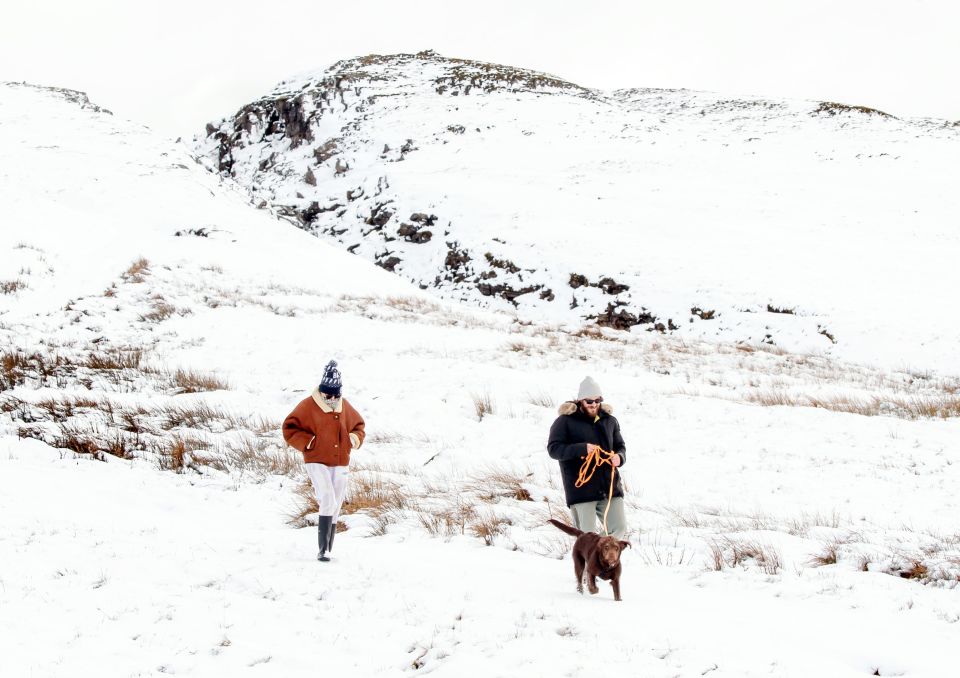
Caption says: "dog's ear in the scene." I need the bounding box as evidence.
[619,540,632,550]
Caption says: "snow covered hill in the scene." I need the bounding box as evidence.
[3,81,960,677]
[196,50,960,373]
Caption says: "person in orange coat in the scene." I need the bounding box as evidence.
[283,360,365,561]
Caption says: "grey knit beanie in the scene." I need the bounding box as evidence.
[577,376,602,400]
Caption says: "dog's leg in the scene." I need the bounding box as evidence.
[573,553,585,594]
[587,573,599,595]
[611,576,622,602]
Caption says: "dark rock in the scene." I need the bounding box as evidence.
[263,96,315,148]
[365,203,394,228]
[376,256,401,272]
[596,277,629,295]
[409,213,438,226]
[174,228,210,238]
[304,168,316,186]
[590,302,657,330]
[215,132,234,174]
[477,283,541,305]
[444,242,471,273]
[396,224,433,243]
[766,304,795,315]
[691,307,716,320]
[314,140,340,164]
[299,202,321,224]
[258,153,277,172]
[484,253,520,273]
[569,273,589,289]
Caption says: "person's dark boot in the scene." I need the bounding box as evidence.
[327,520,336,554]
[317,515,332,562]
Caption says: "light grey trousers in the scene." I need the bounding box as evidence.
[570,496,626,539]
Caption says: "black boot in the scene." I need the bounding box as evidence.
[327,520,336,554]
[317,515,332,562]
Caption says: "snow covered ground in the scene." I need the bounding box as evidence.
[2,81,960,677]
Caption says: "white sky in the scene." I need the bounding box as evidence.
[3,0,958,138]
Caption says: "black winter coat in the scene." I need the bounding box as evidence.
[547,401,627,506]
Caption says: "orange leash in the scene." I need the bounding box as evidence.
[574,446,619,536]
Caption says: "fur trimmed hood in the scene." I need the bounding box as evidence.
[558,401,613,416]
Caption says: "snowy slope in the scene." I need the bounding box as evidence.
[196,51,960,372]
[3,82,960,678]
[0,82,415,318]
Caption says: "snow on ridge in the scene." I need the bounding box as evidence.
[1,80,114,116]
[195,51,960,373]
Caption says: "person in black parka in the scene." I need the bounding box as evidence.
[548,376,627,538]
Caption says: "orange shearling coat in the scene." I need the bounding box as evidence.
[282,389,365,466]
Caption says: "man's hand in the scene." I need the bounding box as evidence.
[610,453,622,467]
[586,443,601,455]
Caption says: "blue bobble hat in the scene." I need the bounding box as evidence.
[319,360,342,398]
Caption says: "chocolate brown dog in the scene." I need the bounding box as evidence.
[549,519,630,601]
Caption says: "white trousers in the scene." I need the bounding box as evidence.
[305,463,349,519]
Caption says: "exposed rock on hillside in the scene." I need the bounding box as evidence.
[194,51,960,357]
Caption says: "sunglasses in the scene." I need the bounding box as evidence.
[582,398,603,405]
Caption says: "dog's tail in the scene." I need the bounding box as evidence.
[548,519,584,538]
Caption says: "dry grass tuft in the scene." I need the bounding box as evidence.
[1,350,32,390]
[708,537,783,574]
[154,435,209,472]
[140,299,176,323]
[169,369,229,394]
[417,500,476,539]
[84,348,146,371]
[744,390,960,420]
[899,561,929,580]
[809,541,840,567]
[526,391,555,408]
[219,437,299,477]
[286,478,320,528]
[1,279,27,295]
[465,466,533,502]
[122,257,150,283]
[571,325,616,342]
[468,511,512,546]
[471,391,495,421]
[31,424,136,462]
[341,472,408,516]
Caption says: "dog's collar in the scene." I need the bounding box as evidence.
[599,560,618,574]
